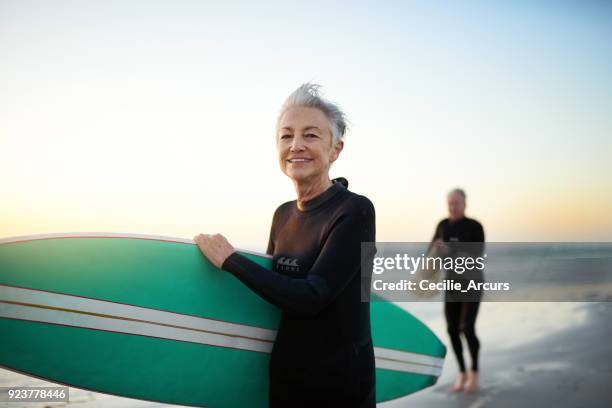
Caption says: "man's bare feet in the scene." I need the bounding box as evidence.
[465,370,479,393]
[450,372,466,392]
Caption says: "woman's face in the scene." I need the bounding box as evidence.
[277,106,343,183]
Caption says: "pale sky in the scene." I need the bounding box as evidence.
[1,0,611,250]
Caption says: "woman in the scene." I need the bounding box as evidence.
[431,188,484,393]
[194,83,376,407]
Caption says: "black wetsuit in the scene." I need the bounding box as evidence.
[221,178,376,407]
[432,216,485,373]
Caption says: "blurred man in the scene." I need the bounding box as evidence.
[431,188,485,393]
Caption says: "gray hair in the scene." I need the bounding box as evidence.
[448,188,466,201]
[276,82,348,144]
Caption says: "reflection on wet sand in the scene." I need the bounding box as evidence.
[383,302,611,408]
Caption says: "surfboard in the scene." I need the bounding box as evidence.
[0,233,446,407]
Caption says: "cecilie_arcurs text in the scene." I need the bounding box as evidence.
[372,279,510,292]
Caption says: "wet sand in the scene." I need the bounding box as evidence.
[382,302,612,408]
[2,302,611,407]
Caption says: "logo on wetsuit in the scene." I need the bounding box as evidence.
[277,257,300,272]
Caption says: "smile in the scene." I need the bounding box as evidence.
[287,159,312,163]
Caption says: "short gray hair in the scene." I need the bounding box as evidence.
[448,188,466,201]
[276,82,348,144]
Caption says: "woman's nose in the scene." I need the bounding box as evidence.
[290,138,305,151]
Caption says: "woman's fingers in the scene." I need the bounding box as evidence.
[193,233,234,269]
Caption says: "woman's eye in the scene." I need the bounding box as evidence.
[306,134,319,138]
[280,134,292,139]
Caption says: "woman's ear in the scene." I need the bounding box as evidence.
[330,140,344,163]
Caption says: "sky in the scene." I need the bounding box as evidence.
[1,0,611,250]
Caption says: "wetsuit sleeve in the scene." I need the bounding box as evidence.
[265,208,277,256]
[475,222,484,242]
[221,196,375,317]
[473,221,485,257]
[432,222,441,241]
[427,221,443,253]
[266,234,274,256]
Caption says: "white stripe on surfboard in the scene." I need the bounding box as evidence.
[0,232,271,259]
[374,347,444,369]
[0,285,445,375]
[0,285,277,343]
[374,356,442,377]
[0,301,274,354]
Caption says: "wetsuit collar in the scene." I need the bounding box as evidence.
[298,177,347,213]
[449,215,467,224]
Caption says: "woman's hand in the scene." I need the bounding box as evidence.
[193,233,235,269]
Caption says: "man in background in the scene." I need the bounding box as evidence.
[431,188,485,393]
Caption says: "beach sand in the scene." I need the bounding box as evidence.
[1,302,610,407]
[382,301,612,408]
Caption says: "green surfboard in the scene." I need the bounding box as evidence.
[0,233,446,407]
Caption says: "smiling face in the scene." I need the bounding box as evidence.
[276,106,343,184]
